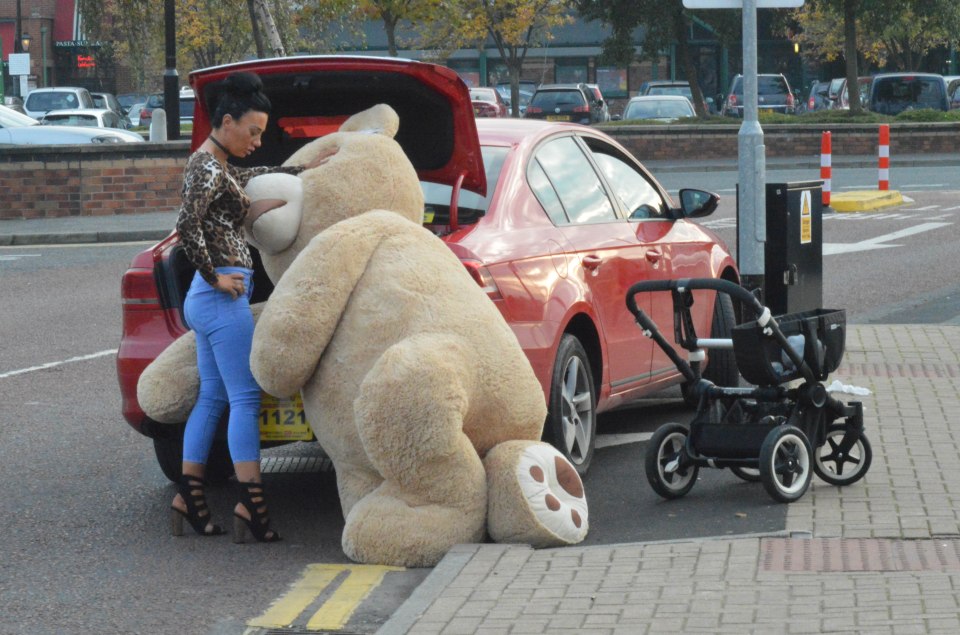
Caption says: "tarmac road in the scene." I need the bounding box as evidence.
[2,171,958,633]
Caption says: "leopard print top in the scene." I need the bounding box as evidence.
[176,150,303,286]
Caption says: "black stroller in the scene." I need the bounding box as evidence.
[625,278,872,503]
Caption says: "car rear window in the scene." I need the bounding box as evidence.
[470,88,497,102]
[43,114,97,127]
[421,146,508,227]
[732,76,788,96]
[624,99,693,120]
[872,76,946,114]
[26,91,82,112]
[647,85,692,98]
[530,90,586,109]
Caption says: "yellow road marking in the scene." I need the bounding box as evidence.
[249,564,403,630]
[306,565,402,630]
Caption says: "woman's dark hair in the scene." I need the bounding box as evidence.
[206,72,271,128]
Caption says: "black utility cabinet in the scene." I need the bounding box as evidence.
[738,181,823,316]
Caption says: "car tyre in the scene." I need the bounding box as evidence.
[683,291,739,406]
[153,426,234,485]
[545,334,596,476]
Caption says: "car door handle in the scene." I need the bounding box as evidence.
[582,254,603,270]
[646,248,663,264]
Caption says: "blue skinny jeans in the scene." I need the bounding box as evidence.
[181,267,262,465]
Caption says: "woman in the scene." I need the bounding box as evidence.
[170,72,325,543]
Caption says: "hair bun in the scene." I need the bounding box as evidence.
[223,72,263,97]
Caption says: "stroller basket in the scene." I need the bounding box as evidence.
[732,308,846,385]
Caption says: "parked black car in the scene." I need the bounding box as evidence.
[524,83,605,125]
[721,73,796,117]
[867,73,949,115]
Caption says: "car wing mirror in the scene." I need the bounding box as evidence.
[677,188,719,218]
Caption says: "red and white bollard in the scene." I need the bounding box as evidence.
[878,124,890,190]
[820,131,832,206]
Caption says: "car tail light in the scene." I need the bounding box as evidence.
[140,108,152,121]
[727,94,738,109]
[121,267,161,311]
[786,93,795,108]
[461,259,503,300]
[573,105,589,113]
[526,106,542,114]
[808,96,815,109]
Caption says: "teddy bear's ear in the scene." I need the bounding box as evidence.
[338,104,400,139]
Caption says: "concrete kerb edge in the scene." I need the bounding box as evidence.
[376,544,487,635]
[1,229,171,246]
[376,530,804,634]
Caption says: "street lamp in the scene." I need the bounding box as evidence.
[13,0,23,53]
[21,33,31,52]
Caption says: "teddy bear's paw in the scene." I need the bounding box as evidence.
[518,444,588,542]
[244,173,304,254]
[485,441,588,547]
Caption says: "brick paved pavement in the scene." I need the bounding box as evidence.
[380,325,960,634]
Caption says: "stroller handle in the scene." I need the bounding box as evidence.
[625,278,765,317]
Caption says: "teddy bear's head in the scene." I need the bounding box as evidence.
[244,104,425,282]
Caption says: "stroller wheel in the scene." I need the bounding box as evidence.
[730,466,762,482]
[814,424,873,486]
[759,425,812,503]
[645,423,699,499]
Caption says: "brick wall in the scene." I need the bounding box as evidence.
[607,122,959,161]
[0,123,955,221]
[0,141,189,220]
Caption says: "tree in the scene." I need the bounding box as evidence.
[793,0,960,113]
[575,0,738,117]
[77,0,164,91]
[433,0,573,116]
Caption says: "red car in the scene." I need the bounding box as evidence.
[118,56,739,480]
[470,87,508,117]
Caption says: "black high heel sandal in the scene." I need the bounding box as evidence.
[233,481,282,543]
[171,475,225,537]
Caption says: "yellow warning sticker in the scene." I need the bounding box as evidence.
[800,189,812,245]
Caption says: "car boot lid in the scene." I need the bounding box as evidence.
[188,56,486,195]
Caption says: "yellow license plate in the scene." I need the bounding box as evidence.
[546,115,571,121]
[259,392,314,441]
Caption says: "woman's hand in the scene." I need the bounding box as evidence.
[215,273,246,299]
[304,146,339,170]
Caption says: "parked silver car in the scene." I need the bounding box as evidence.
[23,87,96,119]
[0,105,144,145]
[40,107,129,130]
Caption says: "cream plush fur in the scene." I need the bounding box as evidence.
[138,104,589,566]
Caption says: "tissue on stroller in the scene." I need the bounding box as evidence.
[826,379,872,396]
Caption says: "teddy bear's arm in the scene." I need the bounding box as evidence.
[250,212,408,397]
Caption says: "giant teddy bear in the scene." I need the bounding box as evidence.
[138,104,588,566]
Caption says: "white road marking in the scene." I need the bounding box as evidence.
[596,432,653,448]
[0,254,42,261]
[899,205,939,211]
[944,206,960,211]
[0,349,117,379]
[823,222,951,255]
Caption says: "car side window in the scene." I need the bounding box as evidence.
[531,137,617,224]
[527,160,568,225]
[590,150,667,220]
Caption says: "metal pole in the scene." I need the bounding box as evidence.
[164,0,180,141]
[41,26,47,87]
[13,0,23,98]
[737,0,766,294]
